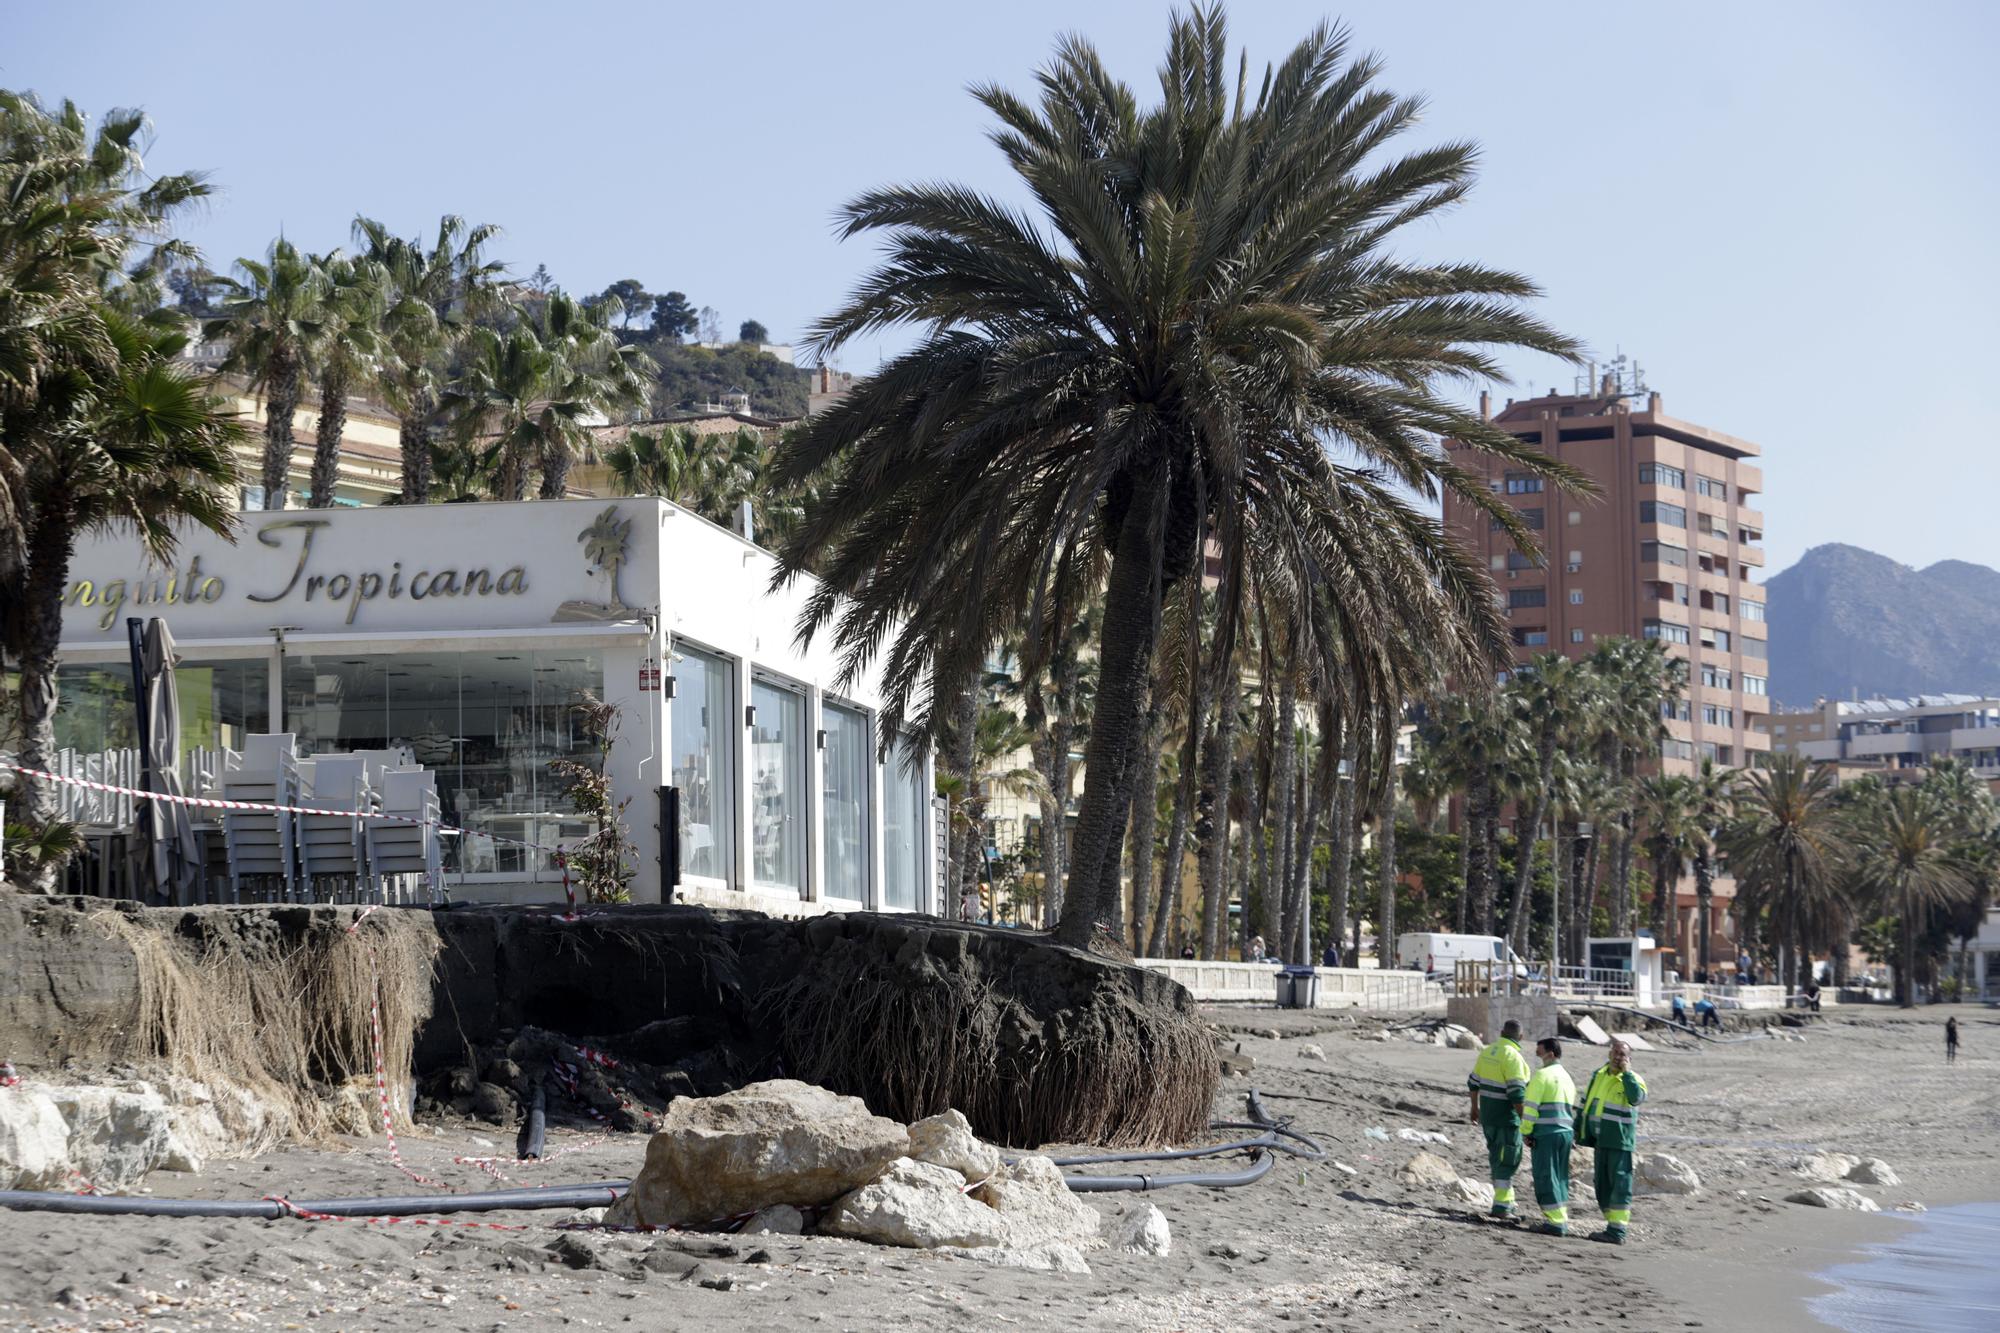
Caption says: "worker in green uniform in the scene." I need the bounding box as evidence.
[1520,1036,1578,1236]
[1466,1018,1531,1219]
[1577,1037,1648,1244]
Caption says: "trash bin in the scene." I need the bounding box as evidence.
[1276,964,1320,1010]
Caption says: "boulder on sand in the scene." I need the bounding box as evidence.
[971,1154,1103,1249]
[605,1080,909,1229]
[0,1087,70,1189]
[1786,1187,1880,1212]
[1846,1158,1900,1187]
[1396,1151,1459,1188]
[1635,1153,1701,1196]
[907,1109,1000,1183]
[1448,1177,1495,1207]
[821,1157,1011,1249]
[1794,1151,1861,1183]
[1108,1203,1172,1256]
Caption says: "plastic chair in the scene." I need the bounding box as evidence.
[219,733,300,902]
[366,769,442,903]
[298,755,377,902]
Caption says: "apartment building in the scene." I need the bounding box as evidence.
[1442,381,1773,774]
[1442,376,1773,975]
[1774,694,2000,783]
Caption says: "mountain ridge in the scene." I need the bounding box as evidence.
[1766,544,2000,707]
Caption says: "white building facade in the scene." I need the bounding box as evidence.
[52,498,936,916]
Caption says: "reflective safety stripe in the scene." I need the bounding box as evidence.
[1605,1208,1631,1225]
[1478,1089,1518,1100]
[1543,1207,1568,1224]
[1599,1106,1638,1122]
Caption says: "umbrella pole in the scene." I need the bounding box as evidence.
[126,617,155,900]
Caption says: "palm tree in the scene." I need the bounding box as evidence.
[1850,785,1974,1007]
[1587,636,1683,933]
[606,424,765,526]
[1636,772,1696,948]
[304,251,385,507]
[1685,758,1735,977]
[1502,652,1593,955]
[0,94,243,886]
[353,215,505,505]
[209,238,325,509]
[445,291,646,501]
[1721,753,1843,993]
[767,9,1582,946]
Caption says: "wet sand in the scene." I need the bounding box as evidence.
[1,1004,1993,1331]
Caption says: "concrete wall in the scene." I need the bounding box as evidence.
[1136,959,1446,1011]
[1446,993,1559,1043]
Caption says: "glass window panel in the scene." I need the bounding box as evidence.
[883,734,928,910]
[671,646,735,883]
[750,679,807,891]
[822,702,871,901]
[52,658,269,769]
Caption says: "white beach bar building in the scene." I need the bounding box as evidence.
[51,498,937,915]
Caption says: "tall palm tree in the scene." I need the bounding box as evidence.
[1636,772,1696,948]
[1721,753,1843,993]
[1685,758,1735,977]
[209,238,325,509]
[606,424,766,526]
[0,94,243,885]
[446,291,646,501]
[304,250,385,507]
[767,9,1583,946]
[353,215,505,505]
[1502,652,1592,955]
[1850,785,1974,1007]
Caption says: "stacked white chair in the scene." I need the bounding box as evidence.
[366,770,443,904]
[297,755,378,902]
[218,733,301,903]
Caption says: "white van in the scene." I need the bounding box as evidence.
[1395,932,1529,981]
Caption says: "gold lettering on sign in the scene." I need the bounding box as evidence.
[247,519,331,603]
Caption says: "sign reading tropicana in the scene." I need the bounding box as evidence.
[62,517,532,631]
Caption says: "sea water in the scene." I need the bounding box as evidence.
[1808,1202,2000,1332]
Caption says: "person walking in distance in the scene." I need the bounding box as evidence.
[1946,1016,1960,1064]
[1467,1018,1531,1220]
[1521,1037,1579,1236]
[1578,1038,1648,1245]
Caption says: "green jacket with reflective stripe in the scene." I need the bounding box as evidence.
[1521,1063,1577,1137]
[1469,1038,1530,1108]
[1579,1064,1648,1151]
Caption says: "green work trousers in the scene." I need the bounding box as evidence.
[1528,1130,1572,1225]
[1479,1099,1523,1209]
[1594,1143,1634,1231]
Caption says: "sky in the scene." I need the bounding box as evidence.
[8,0,1997,577]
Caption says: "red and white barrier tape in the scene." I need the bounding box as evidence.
[260,1194,530,1231]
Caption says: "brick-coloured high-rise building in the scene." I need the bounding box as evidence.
[1444,384,1773,773]
[1443,381,1773,975]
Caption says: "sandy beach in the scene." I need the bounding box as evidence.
[1,1003,1993,1332]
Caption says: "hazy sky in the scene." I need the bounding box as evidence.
[10,1,1996,576]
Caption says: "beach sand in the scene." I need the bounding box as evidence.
[1,1004,1993,1331]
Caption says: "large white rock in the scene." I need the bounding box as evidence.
[1635,1153,1701,1196]
[605,1080,909,1229]
[1847,1158,1900,1187]
[1787,1187,1880,1212]
[937,1242,1092,1274]
[0,1087,71,1189]
[1795,1152,1861,1183]
[907,1109,1000,1183]
[1396,1151,1460,1188]
[971,1154,1103,1249]
[50,1086,175,1191]
[1108,1203,1172,1256]
[1298,1044,1328,1062]
[1452,1031,1482,1051]
[1449,1177,1496,1207]
[821,1157,1010,1249]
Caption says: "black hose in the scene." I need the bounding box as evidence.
[1061,1152,1275,1193]
[1053,1088,1324,1191]
[0,1183,627,1219]
[518,1084,548,1161]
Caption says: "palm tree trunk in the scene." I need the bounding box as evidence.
[1695,849,1715,977]
[1508,738,1555,956]
[14,508,76,890]
[1454,792,1472,933]
[1053,472,1166,946]
[1268,672,1298,956]
[1551,824,1571,971]
[1049,652,1079,916]
[1377,768,1399,972]
[1650,847,1674,944]
[1198,666,1239,959]
[399,388,435,504]
[261,356,301,509]
[1126,707,1161,954]
[1289,757,1324,966]
[1468,774,1497,935]
[1325,727,1359,965]
[308,368,348,508]
[1898,899,1917,1008]
[946,683,978,914]
[1153,702,1201,958]
[538,435,572,499]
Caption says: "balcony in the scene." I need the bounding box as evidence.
[1738,546,1765,568]
[1796,739,1842,762]
[1735,506,1765,530]
[1734,463,1764,496]
[1848,731,1926,760]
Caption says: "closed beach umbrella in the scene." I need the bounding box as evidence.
[129,617,199,902]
